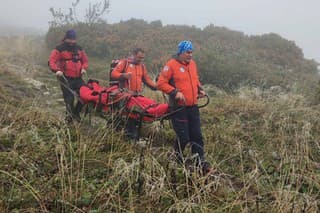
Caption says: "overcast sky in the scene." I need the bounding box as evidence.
[0,0,319,62]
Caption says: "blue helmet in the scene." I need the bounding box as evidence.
[177,40,193,54]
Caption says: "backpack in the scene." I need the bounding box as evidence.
[109,59,128,87]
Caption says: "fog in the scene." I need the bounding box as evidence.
[0,0,319,62]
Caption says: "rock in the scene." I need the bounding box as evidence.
[1,126,9,134]
[24,78,47,90]
[56,98,65,104]
[269,86,282,94]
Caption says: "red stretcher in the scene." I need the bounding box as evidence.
[79,79,169,122]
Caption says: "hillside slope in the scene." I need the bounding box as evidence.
[1,29,320,212]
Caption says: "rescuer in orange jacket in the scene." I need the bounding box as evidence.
[157,40,212,174]
[111,48,157,140]
[48,29,89,123]
[111,48,157,93]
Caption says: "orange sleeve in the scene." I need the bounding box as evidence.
[111,59,127,79]
[157,64,176,94]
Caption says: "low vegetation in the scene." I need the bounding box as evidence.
[1,27,320,212]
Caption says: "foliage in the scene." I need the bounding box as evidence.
[1,34,320,212]
[49,0,110,27]
[46,20,319,91]
[1,79,320,211]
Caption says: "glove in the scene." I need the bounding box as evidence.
[198,90,206,98]
[81,69,87,75]
[55,71,63,77]
[175,91,186,102]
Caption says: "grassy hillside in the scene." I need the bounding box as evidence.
[1,76,320,212]
[1,32,320,212]
[46,20,319,91]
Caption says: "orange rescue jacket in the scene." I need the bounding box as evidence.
[111,59,156,93]
[157,58,202,106]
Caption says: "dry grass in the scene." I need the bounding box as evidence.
[1,36,320,212]
[1,85,320,212]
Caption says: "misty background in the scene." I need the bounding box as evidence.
[0,0,319,62]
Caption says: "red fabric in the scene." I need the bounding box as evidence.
[79,86,99,104]
[111,58,156,92]
[48,43,88,78]
[126,96,169,121]
[79,81,120,113]
[157,58,201,106]
[79,81,168,121]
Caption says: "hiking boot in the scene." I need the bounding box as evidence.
[72,113,82,122]
[125,134,139,143]
[201,161,215,175]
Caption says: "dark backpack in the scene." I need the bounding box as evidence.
[109,59,129,87]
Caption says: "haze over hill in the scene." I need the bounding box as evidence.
[0,25,44,36]
[0,0,319,62]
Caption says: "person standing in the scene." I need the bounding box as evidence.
[157,40,212,174]
[48,29,88,123]
[111,48,156,93]
[111,48,157,140]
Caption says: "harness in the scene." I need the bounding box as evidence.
[109,59,145,89]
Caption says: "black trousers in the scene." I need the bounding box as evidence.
[125,117,139,140]
[60,77,85,121]
[171,106,204,163]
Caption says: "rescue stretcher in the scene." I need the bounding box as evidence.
[58,76,209,139]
